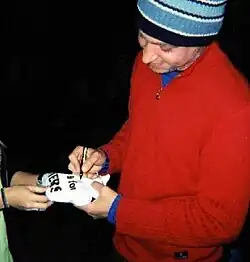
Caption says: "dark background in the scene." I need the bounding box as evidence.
[1,0,250,261]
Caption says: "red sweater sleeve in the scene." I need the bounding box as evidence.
[116,106,250,247]
[101,120,130,174]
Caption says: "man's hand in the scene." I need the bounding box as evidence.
[5,185,52,210]
[76,182,118,218]
[68,146,106,179]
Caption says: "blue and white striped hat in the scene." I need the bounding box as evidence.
[137,0,227,46]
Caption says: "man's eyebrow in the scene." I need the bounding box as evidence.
[160,43,175,48]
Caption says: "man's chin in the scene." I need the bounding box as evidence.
[150,65,179,74]
[150,66,167,74]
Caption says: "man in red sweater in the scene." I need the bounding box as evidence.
[68,0,250,261]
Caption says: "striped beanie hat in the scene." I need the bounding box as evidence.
[137,0,227,46]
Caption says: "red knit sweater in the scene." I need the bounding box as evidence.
[102,43,250,262]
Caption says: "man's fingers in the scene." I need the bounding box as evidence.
[68,163,78,173]
[87,173,99,179]
[68,146,83,174]
[84,165,101,175]
[74,146,84,155]
[81,167,100,179]
[68,155,80,173]
[91,181,104,192]
[81,158,96,173]
[68,147,103,174]
[82,151,100,173]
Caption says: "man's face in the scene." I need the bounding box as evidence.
[138,30,201,74]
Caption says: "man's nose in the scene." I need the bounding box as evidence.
[142,44,158,64]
